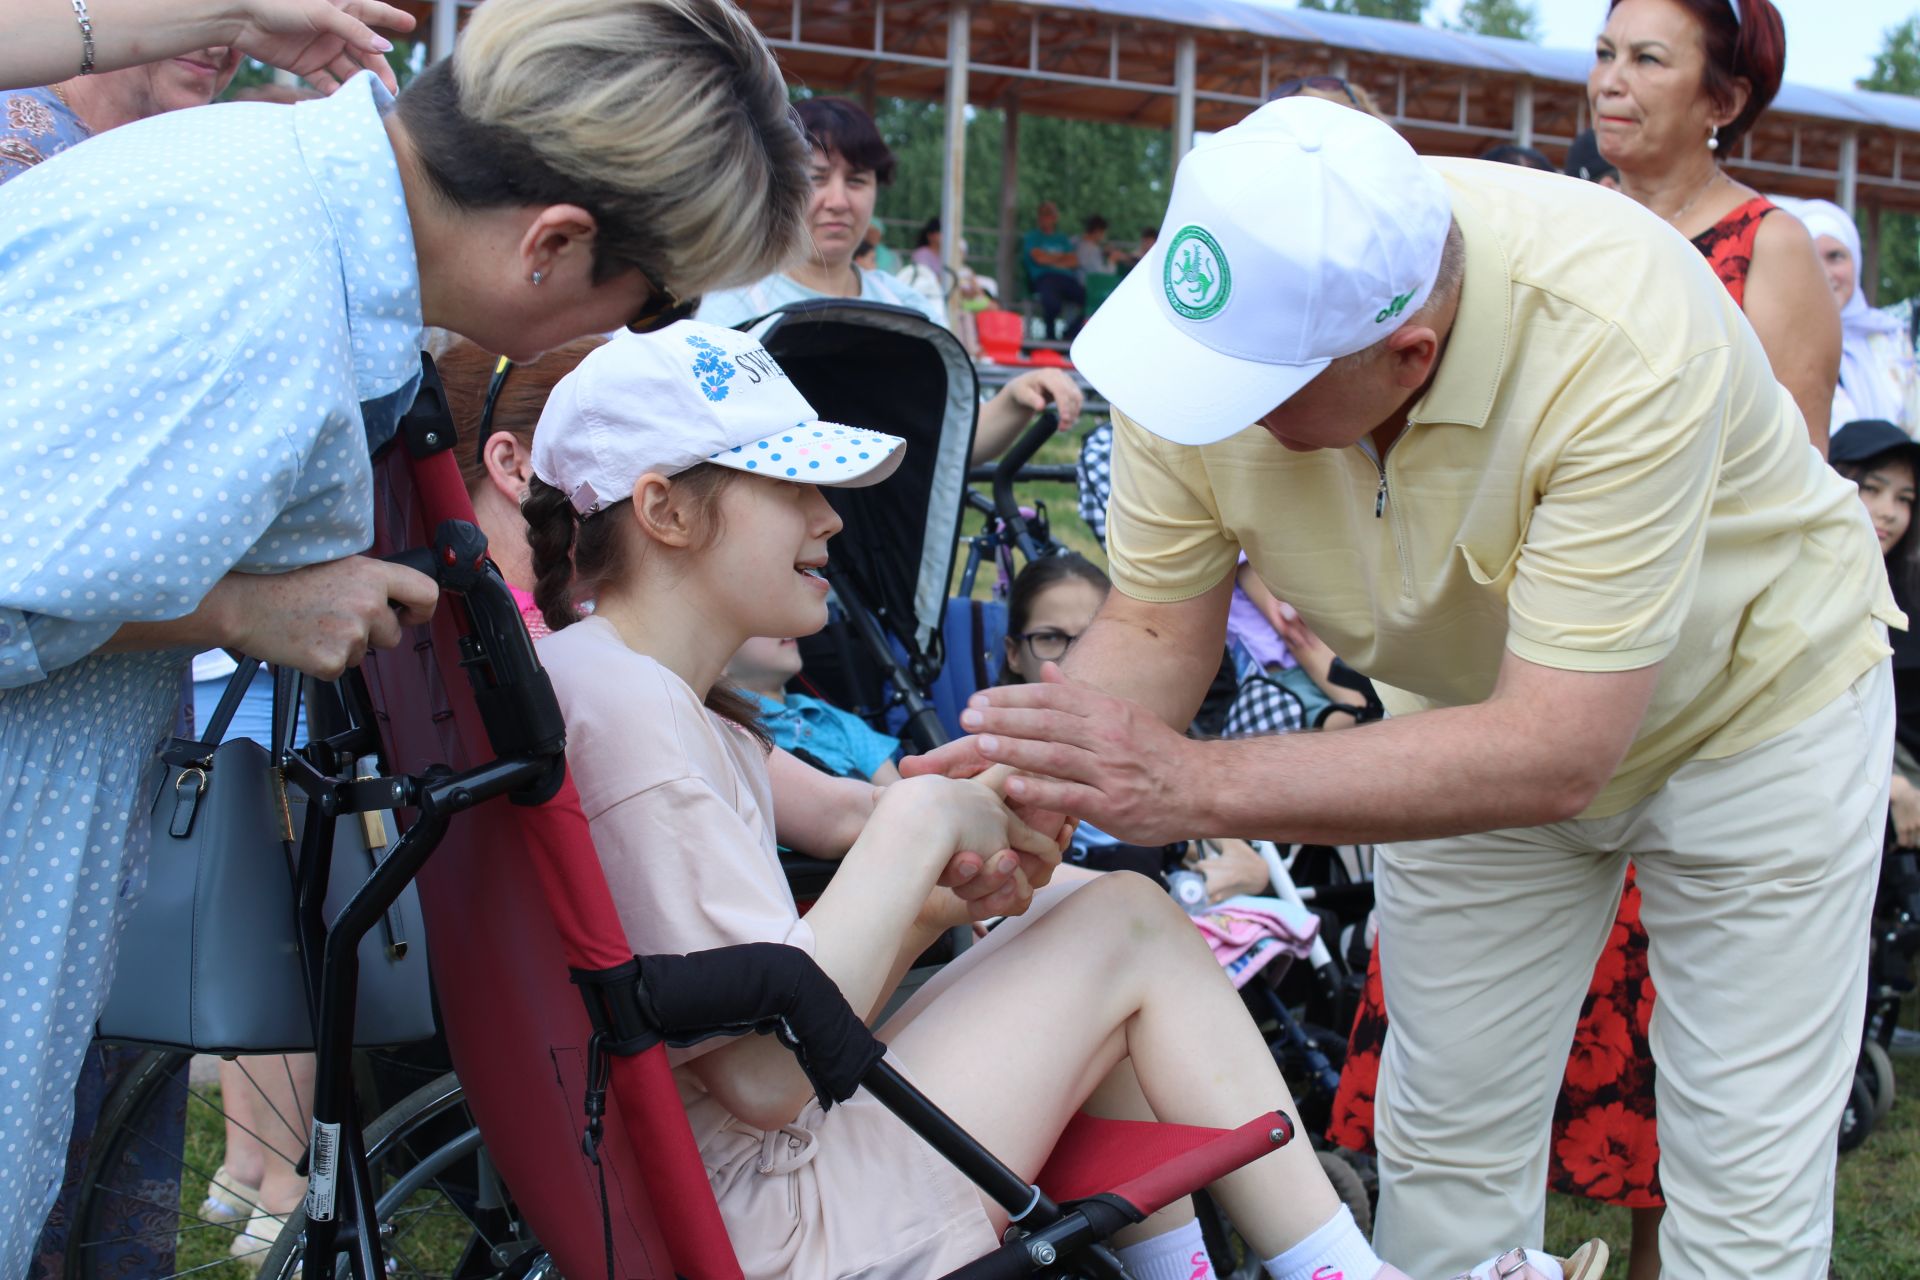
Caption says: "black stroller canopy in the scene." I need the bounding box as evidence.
[746,300,977,699]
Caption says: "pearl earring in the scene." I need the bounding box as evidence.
[1707,126,1719,152]
[531,270,544,286]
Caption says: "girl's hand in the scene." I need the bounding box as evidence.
[1191,838,1271,903]
[1892,774,1920,847]
[890,775,1061,895]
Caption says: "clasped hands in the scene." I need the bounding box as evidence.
[907,663,1203,928]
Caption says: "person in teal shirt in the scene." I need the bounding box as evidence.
[1020,199,1086,340]
[726,637,902,782]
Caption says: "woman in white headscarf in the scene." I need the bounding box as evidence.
[1788,197,1920,435]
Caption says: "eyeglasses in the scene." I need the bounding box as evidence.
[1269,75,1361,108]
[475,354,513,469]
[626,270,701,335]
[1018,628,1083,663]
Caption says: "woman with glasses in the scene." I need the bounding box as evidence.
[0,0,809,1264]
[998,554,1111,685]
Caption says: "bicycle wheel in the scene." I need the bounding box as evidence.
[258,1071,544,1280]
[65,1048,286,1279]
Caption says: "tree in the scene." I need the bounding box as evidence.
[1449,0,1542,42]
[1297,0,1428,21]
[1860,16,1920,305]
[872,98,1171,297]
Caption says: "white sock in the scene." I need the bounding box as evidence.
[1115,1218,1213,1280]
[1262,1205,1382,1280]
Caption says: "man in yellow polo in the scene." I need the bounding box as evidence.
[925,98,1897,1279]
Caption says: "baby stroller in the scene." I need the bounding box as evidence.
[250,391,1306,1280]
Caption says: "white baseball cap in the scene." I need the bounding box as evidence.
[1070,96,1454,446]
[531,320,906,515]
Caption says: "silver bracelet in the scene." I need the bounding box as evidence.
[70,0,95,75]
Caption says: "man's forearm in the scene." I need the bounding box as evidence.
[1060,608,1219,729]
[1200,699,1594,846]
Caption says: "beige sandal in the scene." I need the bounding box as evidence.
[199,1163,260,1224]
[227,1206,289,1274]
[1450,1240,1609,1280]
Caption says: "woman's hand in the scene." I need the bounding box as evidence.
[231,0,415,92]
[217,556,438,676]
[1891,774,1920,847]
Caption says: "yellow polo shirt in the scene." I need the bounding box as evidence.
[1106,158,1900,817]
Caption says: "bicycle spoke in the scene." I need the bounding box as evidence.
[221,1063,306,1169]
[78,1175,253,1239]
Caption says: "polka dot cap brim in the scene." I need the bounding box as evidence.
[708,420,907,489]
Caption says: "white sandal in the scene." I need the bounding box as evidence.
[1453,1240,1609,1280]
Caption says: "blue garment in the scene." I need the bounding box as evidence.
[746,690,900,780]
[0,87,91,184]
[0,73,422,1270]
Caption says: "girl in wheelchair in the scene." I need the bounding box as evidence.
[519,320,1603,1280]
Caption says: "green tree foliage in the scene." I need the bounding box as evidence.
[1297,0,1428,20]
[1860,16,1920,305]
[1449,0,1542,42]
[865,98,1171,296]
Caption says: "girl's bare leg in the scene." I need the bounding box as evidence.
[880,870,1340,1255]
[215,1058,265,1187]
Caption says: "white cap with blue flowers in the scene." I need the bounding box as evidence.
[531,320,907,515]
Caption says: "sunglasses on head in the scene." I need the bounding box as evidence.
[627,269,700,335]
[475,354,514,470]
[1269,75,1361,108]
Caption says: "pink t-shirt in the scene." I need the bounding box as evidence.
[538,617,996,1279]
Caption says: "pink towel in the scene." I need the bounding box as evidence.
[1192,896,1319,989]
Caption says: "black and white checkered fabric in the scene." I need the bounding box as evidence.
[1077,419,1114,546]
[1222,672,1310,738]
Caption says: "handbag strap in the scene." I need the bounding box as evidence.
[165,657,263,767]
[271,665,301,758]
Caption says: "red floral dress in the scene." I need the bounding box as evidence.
[1325,197,1777,1208]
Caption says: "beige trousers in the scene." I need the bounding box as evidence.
[1371,661,1891,1280]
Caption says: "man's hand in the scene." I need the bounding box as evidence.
[216,556,438,677]
[957,663,1204,845]
[233,0,416,92]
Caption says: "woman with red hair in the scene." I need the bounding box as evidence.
[1591,0,1838,450]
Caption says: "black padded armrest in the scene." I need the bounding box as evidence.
[572,942,884,1109]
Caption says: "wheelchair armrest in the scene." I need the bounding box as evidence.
[572,942,884,1109]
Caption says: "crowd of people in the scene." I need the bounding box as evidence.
[0,1,1916,1279]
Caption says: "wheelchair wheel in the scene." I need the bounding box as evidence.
[65,1048,258,1279]
[258,1071,544,1280]
[1837,1072,1877,1154]
[1863,1038,1897,1123]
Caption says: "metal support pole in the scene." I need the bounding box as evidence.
[997,94,1021,302]
[1174,34,1198,163]
[1865,200,1883,306]
[430,0,458,62]
[1839,129,1860,215]
[940,2,971,285]
[1513,79,1534,148]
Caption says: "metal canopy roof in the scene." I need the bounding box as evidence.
[395,0,1920,218]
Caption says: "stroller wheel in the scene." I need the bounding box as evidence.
[1863,1038,1897,1123]
[1318,1149,1374,1238]
[1838,1072,1877,1154]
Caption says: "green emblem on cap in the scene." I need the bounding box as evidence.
[1163,225,1231,321]
[1374,290,1415,324]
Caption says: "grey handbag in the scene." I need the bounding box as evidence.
[96,661,437,1054]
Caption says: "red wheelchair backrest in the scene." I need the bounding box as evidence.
[360,445,743,1280]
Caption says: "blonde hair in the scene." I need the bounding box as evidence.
[1295,81,1388,123]
[398,0,809,294]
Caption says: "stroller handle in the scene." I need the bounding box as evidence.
[991,410,1062,566]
